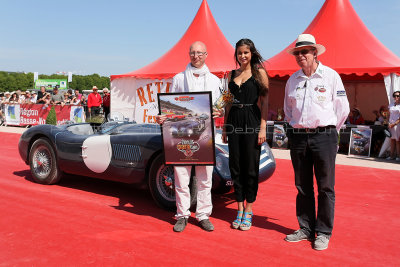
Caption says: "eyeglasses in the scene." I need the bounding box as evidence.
[293,49,315,56]
[189,51,207,57]
[394,95,400,98]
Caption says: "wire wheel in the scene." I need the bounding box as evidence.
[156,163,175,203]
[32,145,52,179]
[29,138,62,185]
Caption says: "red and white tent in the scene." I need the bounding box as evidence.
[266,0,400,120]
[110,0,235,122]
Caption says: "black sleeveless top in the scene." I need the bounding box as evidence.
[227,70,261,129]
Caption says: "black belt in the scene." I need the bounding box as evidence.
[291,125,336,133]
[231,104,254,109]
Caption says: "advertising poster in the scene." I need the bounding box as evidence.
[70,106,85,123]
[272,124,288,149]
[158,92,215,165]
[348,127,372,157]
[4,104,21,125]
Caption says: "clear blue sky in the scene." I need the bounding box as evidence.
[1,0,399,77]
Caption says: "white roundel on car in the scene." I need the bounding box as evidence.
[82,135,112,173]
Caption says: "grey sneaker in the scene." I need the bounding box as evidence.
[285,229,313,242]
[199,219,214,231]
[314,234,330,250]
[173,217,188,232]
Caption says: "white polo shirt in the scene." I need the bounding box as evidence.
[284,62,350,130]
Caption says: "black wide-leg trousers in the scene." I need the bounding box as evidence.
[288,129,338,235]
[228,131,261,203]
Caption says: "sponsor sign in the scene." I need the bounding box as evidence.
[4,104,85,126]
[35,79,68,89]
[158,92,215,165]
[4,104,21,125]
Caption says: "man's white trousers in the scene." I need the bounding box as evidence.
[174,165,213,221]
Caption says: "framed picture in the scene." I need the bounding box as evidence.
[348,127,372,157]
[157,92,216,165]
[272,124,288,149]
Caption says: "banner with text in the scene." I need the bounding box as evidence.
[35,79,68,89]
[5,104,85,126]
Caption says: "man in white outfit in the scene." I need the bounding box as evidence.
[156,41,222,232]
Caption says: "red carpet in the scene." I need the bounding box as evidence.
[0,132,399,266]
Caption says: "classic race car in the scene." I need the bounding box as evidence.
[18,117,276,210]
[169,114,209,139]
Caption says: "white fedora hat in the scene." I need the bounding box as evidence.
[287,34,326,56]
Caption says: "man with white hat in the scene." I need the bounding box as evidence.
[4,92,11,103]
[31,91,38,103]
[283,34,350,250]
[87,86,102,117]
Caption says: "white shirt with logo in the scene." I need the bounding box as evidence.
[284,62,350,131]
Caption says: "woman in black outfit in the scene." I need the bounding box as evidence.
[222,39,269,230]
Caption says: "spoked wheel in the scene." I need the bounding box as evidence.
[29,138,62,185]
[148,153,197,211]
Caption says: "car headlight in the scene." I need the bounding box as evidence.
[215,153,230,179]
[169,126,177,134]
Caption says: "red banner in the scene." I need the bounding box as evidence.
[20,104,50,126]
[17,104,85,126]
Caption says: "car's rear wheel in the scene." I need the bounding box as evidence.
[148,153,197,211]
[29,138,62,185]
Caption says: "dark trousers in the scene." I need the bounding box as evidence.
[103,106,110,121]
[90,106,101,117]
[288,128,338,235]
[228,131,261,203]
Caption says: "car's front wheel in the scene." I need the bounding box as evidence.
[29,138,62,185]
[148,153,197,211]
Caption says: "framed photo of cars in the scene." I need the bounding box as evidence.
[157,92,216,165]
[348,127,372,157]
[272,124,288,149]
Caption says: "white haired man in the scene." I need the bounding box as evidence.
[284,34,350,250]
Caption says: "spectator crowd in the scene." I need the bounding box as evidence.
[0,86,111,124]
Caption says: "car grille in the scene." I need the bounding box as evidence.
[112,144,143,163]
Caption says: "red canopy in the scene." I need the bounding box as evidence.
[265,0,400,79]
[110,0,235,81]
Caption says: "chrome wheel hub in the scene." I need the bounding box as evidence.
[156,164,175,202]
[32,146,51,178]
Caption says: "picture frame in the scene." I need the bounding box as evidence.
[157,92,216,165]
[348,127,372,157]
[272,124,288,149]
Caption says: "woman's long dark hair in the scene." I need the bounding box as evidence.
[9,93,19,102]
[234,38,268,96]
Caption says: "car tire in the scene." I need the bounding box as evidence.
[148,153,197,211]
[29,138,62,185]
